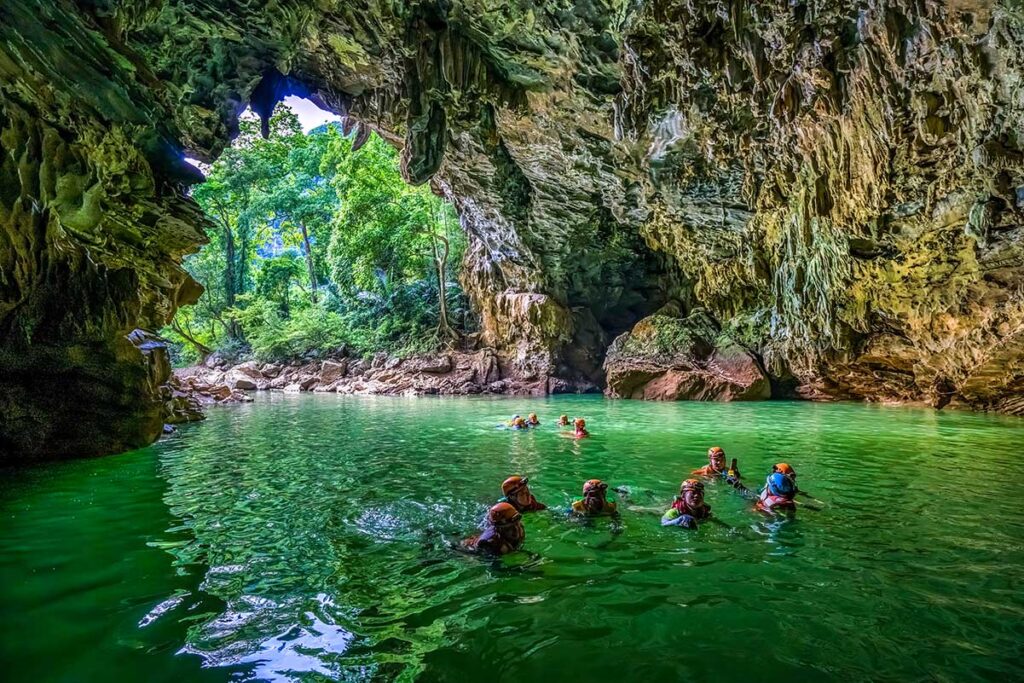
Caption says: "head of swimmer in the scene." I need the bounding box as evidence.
[488,502,524,543]
[557,414,569,426]
[707,446,726,472]
[582,478,608,510]
[502,475,534,507]
[526,413,539,425]
[678,479,705,509]
[772,462,796,481]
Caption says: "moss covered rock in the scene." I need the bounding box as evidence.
[604,311,770,401]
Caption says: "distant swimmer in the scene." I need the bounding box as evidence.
[661,479,712,529]
[461,502,525,555]
[526,413,540,427]
[499,475,547,513]
[571,479,617,516]
[560,417,589,439]
[756,472,797,512]
[557,414,570,427]
[505,416,528,430]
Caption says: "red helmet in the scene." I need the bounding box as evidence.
[582,479,607,496]
[501,475,529,496]
[574,418,586,428]
[488,502,522,525]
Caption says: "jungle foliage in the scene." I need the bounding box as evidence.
[164,105,470,366]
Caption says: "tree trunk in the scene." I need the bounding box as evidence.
[429,229,453,339]
[216,207,242,340]
[172,316,213,360]
[299,221,318,304]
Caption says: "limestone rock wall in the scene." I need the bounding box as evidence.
[2,0,1023,458]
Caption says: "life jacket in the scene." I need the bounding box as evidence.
[756,487,796,511]
[572,498,617,516]
[671,497,712,520]
[466,525,522,555]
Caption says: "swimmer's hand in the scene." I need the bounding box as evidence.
[662,513,698,529]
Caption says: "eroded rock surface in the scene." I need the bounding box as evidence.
[605,311,770,401]
[2,1,1024,458]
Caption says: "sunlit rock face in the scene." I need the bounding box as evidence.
[1,1,1023,457]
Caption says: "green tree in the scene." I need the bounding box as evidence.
[325,134,462,339]
[164,102,471,367]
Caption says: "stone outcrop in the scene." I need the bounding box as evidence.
[180,349,583,400]
[2,1,1024,458]
[605,311,770,401]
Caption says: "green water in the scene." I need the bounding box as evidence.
[2,395,1024,682]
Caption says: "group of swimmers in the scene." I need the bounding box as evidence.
[461,436,818,555]
[504,413,589,439]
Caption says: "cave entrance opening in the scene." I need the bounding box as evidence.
[168,97,472,370]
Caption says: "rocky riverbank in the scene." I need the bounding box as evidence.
[171,348,598,413]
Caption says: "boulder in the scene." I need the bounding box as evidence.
[260,363,283,378]
[231,377,258,391]
[319,359,348,384]
[604,311,770,402]
[406,354,452,374]
[474,349,501,385]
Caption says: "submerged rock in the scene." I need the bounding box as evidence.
[605,313,770,401]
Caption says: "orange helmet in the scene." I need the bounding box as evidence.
[488,502,522,525]
[680,478,706,494]
[501,475,529,496]
[708,446,725,458]
[574,418,586,428]
[582,478,607,496]
[774,463,795,476]
[513,417,526,427]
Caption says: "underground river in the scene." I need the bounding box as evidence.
[2,395,1023,681]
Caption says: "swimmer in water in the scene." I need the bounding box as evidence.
[507,416,528,430]
[756,471,797,512]
[692,446,727,477]
[461,502,525,555]
[693,446,751,495]
[526,413,540,427]
[661,479,713,529]
[557,414,570,427]
[560,417,588,439]
[771,462,822,507]
[499,475,547,513]
[571,479,617,516]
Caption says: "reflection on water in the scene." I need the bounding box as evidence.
[3,394,1024,682]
